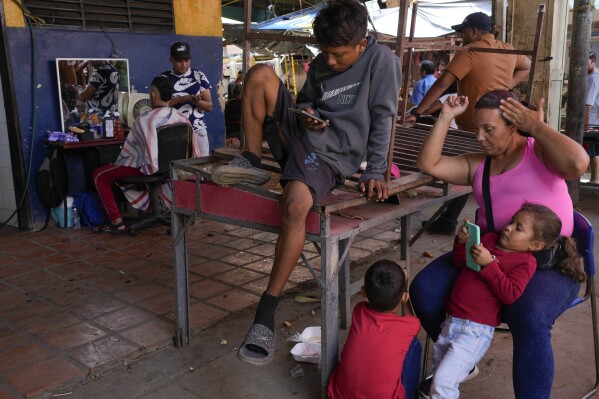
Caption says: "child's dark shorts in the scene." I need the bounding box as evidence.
[263,81,344,204]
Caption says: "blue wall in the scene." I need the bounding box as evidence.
[6,27,224,228]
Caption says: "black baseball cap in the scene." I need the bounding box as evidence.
[451,12,492,33]
[170,42,191,60]
[590,51,596,60]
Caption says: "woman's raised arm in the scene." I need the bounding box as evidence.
[499,98,589,180]
[417,96,474,186]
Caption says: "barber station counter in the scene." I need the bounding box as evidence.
[48,137,126,191]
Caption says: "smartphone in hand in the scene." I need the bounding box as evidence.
[289,108,329,126]
[465,222,481,272]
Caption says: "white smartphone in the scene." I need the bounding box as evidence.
[289,108,329,126]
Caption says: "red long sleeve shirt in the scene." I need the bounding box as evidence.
[448,233,537,327]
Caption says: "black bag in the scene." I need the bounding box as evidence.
[36,147,69,229]
[482,156,559,270]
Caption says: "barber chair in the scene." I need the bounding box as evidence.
[119,123,192,233]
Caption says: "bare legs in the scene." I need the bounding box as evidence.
[242,64,313,297]
[268,181,313,296]
[241,64,283,156]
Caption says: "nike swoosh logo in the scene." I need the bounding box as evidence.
[174,81,197,91]
[321,82,361,101]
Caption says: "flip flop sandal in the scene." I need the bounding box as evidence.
[237,324,276,366]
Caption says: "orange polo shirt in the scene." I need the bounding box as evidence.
[444,34,527,132]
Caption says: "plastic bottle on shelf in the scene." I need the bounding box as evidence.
[72,206,81,229]
[103,111,115,138]
[113,112,124,138]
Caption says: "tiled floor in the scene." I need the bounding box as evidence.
[0,216,401,398]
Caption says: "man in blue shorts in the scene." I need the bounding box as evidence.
[211,0,401,365]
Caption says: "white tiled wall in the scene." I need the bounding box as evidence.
[0,75,18,228]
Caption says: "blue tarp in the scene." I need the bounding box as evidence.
[254,3,325,31]
[255,0,492,39]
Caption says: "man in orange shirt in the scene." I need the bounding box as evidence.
[406,12,530,130]
[406,12,531,235]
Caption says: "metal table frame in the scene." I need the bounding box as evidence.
[169,154,471,397]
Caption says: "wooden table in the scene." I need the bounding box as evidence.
[48,138,126,191]
[47,137,126,149]
[168,146,471,397]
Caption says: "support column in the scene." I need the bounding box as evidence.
[566,0,594,206]
[508,1,553,105]
[547,1,569,130]
[492,0,507,42]
[320,239,340,399]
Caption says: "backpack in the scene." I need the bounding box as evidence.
[74,191,107,229]
[36,147,69,229]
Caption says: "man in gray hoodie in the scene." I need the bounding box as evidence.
[212,0,401,365]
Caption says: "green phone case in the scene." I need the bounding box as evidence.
[465,222,481,272]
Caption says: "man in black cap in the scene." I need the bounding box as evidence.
[405,11,531,236]
[161,42,213,156]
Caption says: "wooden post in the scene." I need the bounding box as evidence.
[385,0,410,183]
[546,1,569,130]
[508,1,549,103]
[242,0,252,74]
[525,5,545,104]
[565,0,593,206]
[509,2,569,130]
[492,0,507,42]
[399,0,417,124]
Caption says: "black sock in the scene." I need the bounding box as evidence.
[242,151,262,168]
[252,291,279,332]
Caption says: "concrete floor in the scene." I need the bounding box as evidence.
[2,188,599,399]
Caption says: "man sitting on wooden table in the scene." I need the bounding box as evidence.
[92,76,199,234]
[211,0,401,365]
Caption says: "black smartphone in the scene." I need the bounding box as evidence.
[289,108,329,126]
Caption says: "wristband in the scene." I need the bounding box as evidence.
[409,108,421,118]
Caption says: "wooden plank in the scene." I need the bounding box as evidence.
[382,42,534,55]
[245,31,317,44]
[526,5,546,103]
[173,125,480,216]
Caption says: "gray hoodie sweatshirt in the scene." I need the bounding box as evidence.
[296,36,401,182]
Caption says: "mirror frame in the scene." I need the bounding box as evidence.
[56,58,130,132]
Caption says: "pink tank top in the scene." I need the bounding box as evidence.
[472,137,573,236]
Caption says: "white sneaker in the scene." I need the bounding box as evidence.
[461,365,480,382]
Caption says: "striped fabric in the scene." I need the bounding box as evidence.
[115,106,200,210]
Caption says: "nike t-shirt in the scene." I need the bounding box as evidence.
[161,68,211,132]
[88,63,120,113]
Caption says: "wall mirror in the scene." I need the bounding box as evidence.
[56,58,130,132]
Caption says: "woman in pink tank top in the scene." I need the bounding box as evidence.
[412,90,589,399]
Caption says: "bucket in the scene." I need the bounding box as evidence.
[51,196,74,228]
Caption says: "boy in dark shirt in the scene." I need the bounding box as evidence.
[212,0,402,365]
